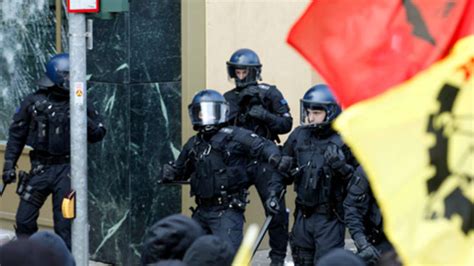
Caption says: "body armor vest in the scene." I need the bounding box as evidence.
[26,94,70,155]
[235,85,276,141]
[190,129,248,199]
[292,129,346,208]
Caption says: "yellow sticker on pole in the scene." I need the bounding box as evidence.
[73,82,85,106]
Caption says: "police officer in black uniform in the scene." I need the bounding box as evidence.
[1,53,106,249]
[344,166,393,265]
[224,48,292,265]
[161,89,290,255]
[282,84,356,265]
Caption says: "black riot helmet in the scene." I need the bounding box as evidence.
[300,84,341,133]
[188,89,230,131]
[37,53,70,91]
[226,48,262,88]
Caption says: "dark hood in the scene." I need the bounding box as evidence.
[141,214,205,265]
[182,235,234,266]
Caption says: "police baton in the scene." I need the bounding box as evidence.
[0,172,16,197]
[0,182,6,197]
[251,189,286,258]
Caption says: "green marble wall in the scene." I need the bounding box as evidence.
[87,1,182,264]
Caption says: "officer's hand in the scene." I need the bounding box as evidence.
[265,191,280,215]
[2,160,16,184]
[324,145,345,169]
[277,156,293,174]
[2,169,16,184]
[357,244,381,265]
[324,146,354,178]
[248,105,269,121]
[355,237,380,265]
[268,154,293,174]
[161,163,177,183]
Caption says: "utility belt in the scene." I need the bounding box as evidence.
[296,202,331,217]
[296,202,343,220]
[195,190,248,210]
[30,151,70,165]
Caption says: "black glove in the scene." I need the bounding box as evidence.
[324,145,353,178]
[265,191,280,215]
[2,160,16,184]
[324,145,345,168]
[356,237,380,265]
[240,86,259,100]
[161,162,177,183]
[268,154,293,174]
[248,105,271,121]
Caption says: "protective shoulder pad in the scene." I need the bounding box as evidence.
[328,133,344,147]
[258,83,271,90]
[219,127,234,135]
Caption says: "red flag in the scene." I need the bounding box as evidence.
[287,0,474,107]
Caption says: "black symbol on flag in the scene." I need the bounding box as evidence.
[426,83,473,235]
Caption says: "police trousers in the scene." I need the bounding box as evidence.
[15,163,71,249]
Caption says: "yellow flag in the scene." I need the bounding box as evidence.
[232,224,259,266]
[335,36,474,265]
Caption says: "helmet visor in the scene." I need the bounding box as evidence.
[227,64,260,87]
[300,99,324,125]
[189,102,229,126]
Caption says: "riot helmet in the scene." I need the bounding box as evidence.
[226,48,262,88]
[300,84,341,132]
[188,89,229,131]
[37,53,70,91]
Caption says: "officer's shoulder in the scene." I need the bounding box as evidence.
[184,135,199,146]
[286,126,304,141]
[258,83,282,94]
[257,83,272,90]
[219,126,235,135]
[223,89,235,98]
[22,90,46,103]
[292,126,310,136]
[327,132,344,145]
[226,126,259,138]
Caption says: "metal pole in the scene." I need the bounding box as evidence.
[68,13,88,266]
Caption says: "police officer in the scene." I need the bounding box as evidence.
[1,53,106,249]
[282,84,356,265]
[161,89,290,254]
[224,48,292,265]
[344,166,393,265]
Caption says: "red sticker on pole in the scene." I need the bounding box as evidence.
[67,0,99,13]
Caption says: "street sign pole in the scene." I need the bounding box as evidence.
[69,12,88,266]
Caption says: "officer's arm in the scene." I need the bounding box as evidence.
[173,137,196,180]
[233,128,281,161]
[265,88,292,134]
[281,130,297,157]
[223,91,240,125]
[86,103,106,143]
[4,97,33,167]
[280,131,298,184]
[343,169,371,244]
